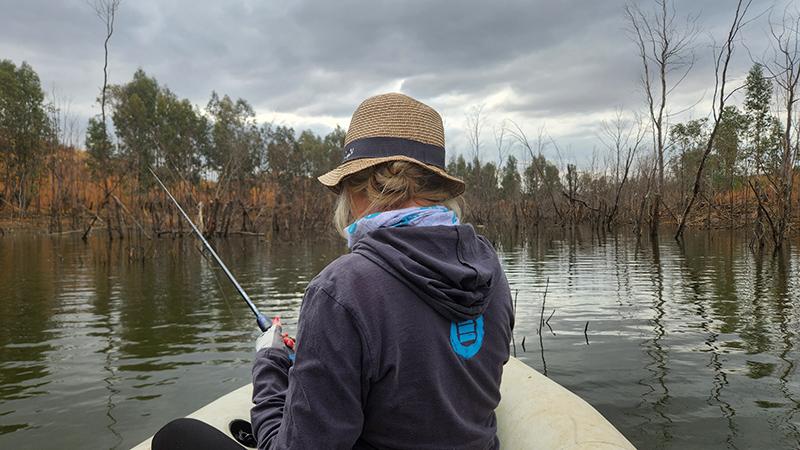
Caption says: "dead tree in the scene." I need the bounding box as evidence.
[83,0,121,240]
[509,123,563,223]
[464,104,487,163]
[675,0,753,240]
[761,8,800,248]
[624,0,699,236]
[597,108,646,229]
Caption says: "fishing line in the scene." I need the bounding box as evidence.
[150,167,271,332]
[197,243,241,328]
[211,268,242,328]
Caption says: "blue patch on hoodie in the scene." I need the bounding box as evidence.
[450,316,484,359]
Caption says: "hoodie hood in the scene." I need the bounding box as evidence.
[352,225,501,322]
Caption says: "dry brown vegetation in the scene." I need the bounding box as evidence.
[3,0,800,248]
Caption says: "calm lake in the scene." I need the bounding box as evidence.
[1,228,799,449]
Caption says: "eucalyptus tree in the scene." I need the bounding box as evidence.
[461,104,505,222]
[0,60,51,212]
[190,93,263,235]
[155,92,209,183]
[85,117,114,178]
[477,159,500,213]
[743,63,777,174]
[669,118,708,209]
[259,125,342,234]
[713,106,747,224]
[494,120,513,171]
[100,68,210,201]
[500,155,521,202]
[321,125,346,174]
[108,68,159,189]
[204,92,262,196]
[264,125,301,181]
[670,107,748,229]
[741,63,783,243]
[444,154,503,225]
[522,154,561,221]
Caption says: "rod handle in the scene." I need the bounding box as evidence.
[256,314,271,332]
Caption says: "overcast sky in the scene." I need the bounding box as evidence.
[1,0,793,166]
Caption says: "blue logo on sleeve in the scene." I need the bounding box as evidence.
[450,316,484,359]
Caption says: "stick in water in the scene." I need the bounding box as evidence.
[149,168,271,331]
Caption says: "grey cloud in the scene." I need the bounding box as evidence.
[0,0,789,166]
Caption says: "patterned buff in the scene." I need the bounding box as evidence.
[345,206,460,248]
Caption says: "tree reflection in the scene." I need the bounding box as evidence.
[634,234,673,445]
[770,245,800,442]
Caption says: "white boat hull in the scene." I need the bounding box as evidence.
[131,356,636,449]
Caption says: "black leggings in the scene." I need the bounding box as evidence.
[152,418,252,450]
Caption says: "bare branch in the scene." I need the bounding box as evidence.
[624,0,700,235]
[463,104,487,162]
[675,0,752,240]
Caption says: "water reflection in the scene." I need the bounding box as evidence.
[1,229,800,449]
[500,228,800,449]
[640,235,672,446]
[769,248,800,445]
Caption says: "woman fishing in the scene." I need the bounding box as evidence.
[153,92,514,449]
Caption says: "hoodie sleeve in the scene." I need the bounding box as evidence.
[251,284,369,450]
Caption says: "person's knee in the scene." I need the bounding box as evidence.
[152,418,206,449]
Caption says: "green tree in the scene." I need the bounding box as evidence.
[265,125,300,180]
[85,116,115,177]
[711,106,748,227]
[669,118,707,209]
[713,106,746,190]
[297,129,324,177]
[524,155,561,195]
[524,154,561,218]
[673,0,749,240]
[466,158,499,225]
[108,68,159,184]
[320,125,346,176]
[259,125,342,235]
[101,69,210,191]
[447,154,469,182]
[446,155,502,224]
[743,63,779,174]
[479,160,500,203]
[0,60,51,210]
[152,89,209,183]
[204,92,261,190]
[500,155,521,201]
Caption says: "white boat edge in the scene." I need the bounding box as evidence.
[131,356,636,450]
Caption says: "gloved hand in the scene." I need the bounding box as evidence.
[255,317,295,356]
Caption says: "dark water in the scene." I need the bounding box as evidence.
[1,229,798,449]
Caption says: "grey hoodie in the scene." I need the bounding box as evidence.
[251,224,514,450]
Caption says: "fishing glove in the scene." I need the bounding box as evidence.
[255,317,295,357]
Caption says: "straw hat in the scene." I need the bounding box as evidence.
[318,93,466,198]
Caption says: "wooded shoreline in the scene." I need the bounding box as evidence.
[2,151,798,249]
[4,4,800,249]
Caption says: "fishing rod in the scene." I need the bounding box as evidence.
[149,167,271,332]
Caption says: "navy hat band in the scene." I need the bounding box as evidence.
[342,137,446,169]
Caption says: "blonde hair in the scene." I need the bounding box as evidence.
[333,161,462,237]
